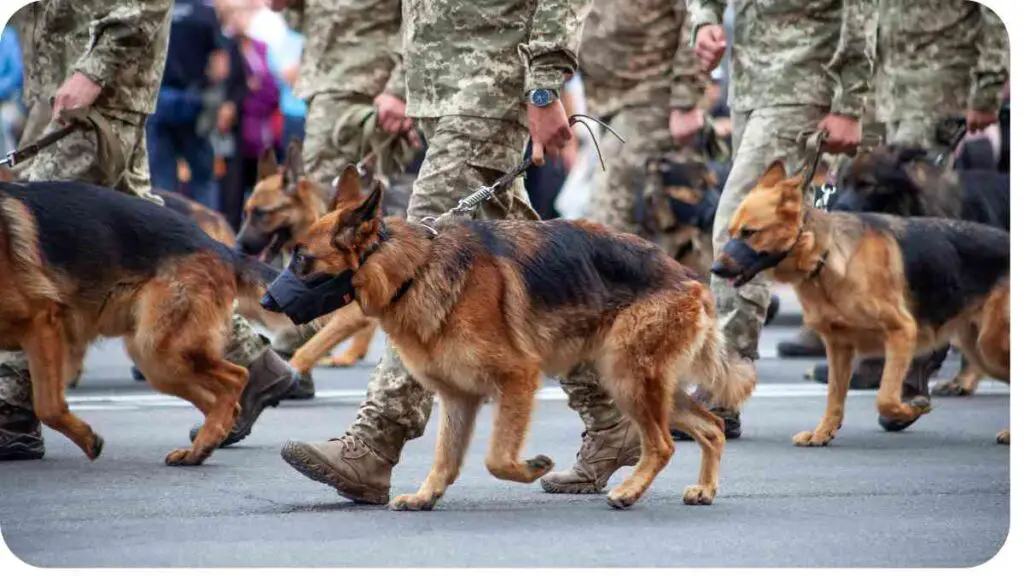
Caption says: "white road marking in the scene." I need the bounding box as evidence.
[66,381,1009,411]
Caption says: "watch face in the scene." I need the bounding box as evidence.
[532,90,553,106]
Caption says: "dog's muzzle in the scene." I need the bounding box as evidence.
[711,238,790,288]
[260,268,356,325]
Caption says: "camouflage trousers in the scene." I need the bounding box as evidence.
[345,115,610,462]
[885,118,941,149]
[585,105,673,237]
[711,105,829,360]
[302,92,373,200]
[0,109,269,416]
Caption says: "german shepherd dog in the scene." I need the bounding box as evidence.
[0,181,277,464]
[829,146,1010,397]
[712,161,1010,446]
[269,167,756,510]
[237,143,382,368]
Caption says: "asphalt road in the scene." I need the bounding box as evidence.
[0,320,1010,568]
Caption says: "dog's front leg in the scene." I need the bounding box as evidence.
[794,337,854,447]
[389,393,483,511]
[322,320,378,367]
[22,309,103,459]
[876,325,931,425]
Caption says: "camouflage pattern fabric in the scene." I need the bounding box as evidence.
[402,0,591,125]
[290,0,405,102]
[711,105,830,360]
[585,105,674,236]
[687,0,874,118]
[0,353,32,414]
[302,93,377,198]
[579,0,704,119]
[225,308,273,369]
[875,0,1009,122]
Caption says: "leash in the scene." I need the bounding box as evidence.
[1,122,79,168]
[419,114,624,235]
[800,129,885,211]
[933,114,968,167]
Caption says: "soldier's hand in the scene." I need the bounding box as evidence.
[694,25,727,72]
[817,114,861,155]
[52,72,103,123]
[375,92,411,134]
[265,0,292,12]
[527,99,571,167]
[670,108,704,146]
[966,109,998,133]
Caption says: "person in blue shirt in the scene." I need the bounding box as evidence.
[266,24,306,159]
[0,26,25,155]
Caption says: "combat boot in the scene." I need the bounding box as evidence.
[777,326,826,358]
[189,348,299,447]
[540,418,641,494]
[280,434,394,504]
[272,348,316,400]
[878,346,944,432]
[0,403,44,461]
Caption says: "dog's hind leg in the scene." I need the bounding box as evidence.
[932,353,982,397]
[670,389,724,505]
[875,323,931,425]
[480,372,555,485]
[22,309,103,459]
[605,374,675,510]
[322,320,378,368]
[389,391,483,511]
[794,338,855,447]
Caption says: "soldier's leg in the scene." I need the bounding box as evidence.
[0,352,42,461]
[706,105,830,437]
[542,106,668,493]
[280,116,536,504]
[271,93,370,395]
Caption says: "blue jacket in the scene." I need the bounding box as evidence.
[0,27,24,103]
[266,28,306,119]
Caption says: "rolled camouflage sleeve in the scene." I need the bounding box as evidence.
[71,0,173,89]
[825,0,874,119]
[518,0,593,93]
[671,2,705,110]
[686,0,725,46]
[968,6,1009,113]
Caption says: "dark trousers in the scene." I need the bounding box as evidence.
[146,120,218,211]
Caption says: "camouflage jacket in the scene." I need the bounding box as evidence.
[15,0,172,117]
[403,0,592,124]
[579,0,704,119]
[285,0,405,102]
[687,0,874,118]
[875,0,1009,122]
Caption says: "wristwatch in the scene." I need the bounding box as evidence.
[527,88,559,107]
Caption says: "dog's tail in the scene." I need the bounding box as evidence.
[0,186,62,302]
[688,292,757,411]
[223,245,280,296]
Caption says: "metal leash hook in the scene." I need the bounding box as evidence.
[419,114,626,235]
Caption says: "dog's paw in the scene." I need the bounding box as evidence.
[606,486,642,509]
[682,484,716,505]
[792,430,833,447]
[164,448,205,466]
[86,433,104,460]
[388,493,437,512]
[997,429,1010,445]
[526,454,555,478]
[932,380,973,397]
[318,353,363,368]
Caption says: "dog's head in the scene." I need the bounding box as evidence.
[711,160,808,288]
[260,165,387,325]
[236,139,324,262]
[829,146,932,216]
[640,153,723,235]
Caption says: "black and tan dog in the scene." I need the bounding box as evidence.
[712,161,1010,446]
[829,146,1010,396]
[0,180,278,464]
[270,166,756,510]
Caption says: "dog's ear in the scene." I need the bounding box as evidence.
[758,160,788,188]
[282,141,304,193]
[257,147,279,181]
[331,165,363,211]
[348,179,384,224]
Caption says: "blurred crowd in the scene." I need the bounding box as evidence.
[0,1,1009,229]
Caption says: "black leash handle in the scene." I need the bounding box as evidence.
[2,122,80,168]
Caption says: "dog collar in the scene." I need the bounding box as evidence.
[807,249,829,280]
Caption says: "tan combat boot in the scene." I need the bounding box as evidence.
[540,418,642,494]
[281,434,394,504]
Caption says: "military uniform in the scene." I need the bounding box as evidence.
[281,0,609,504]
[287,0,405,196]
[580,0,705,237]
[0,0,295,461]
[687,0,874,363]
[876,0,1009,147]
